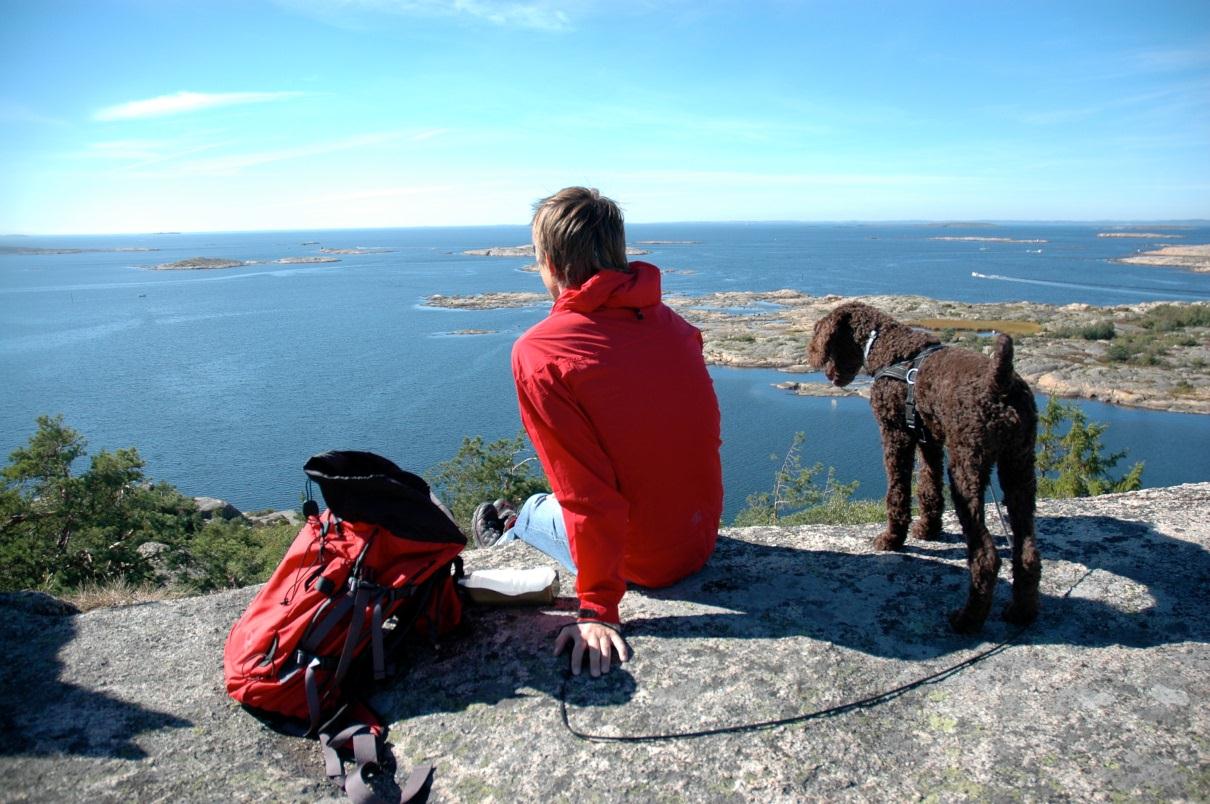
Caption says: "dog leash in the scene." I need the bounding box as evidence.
[557,502,1089,744]
[557,630,1028,743]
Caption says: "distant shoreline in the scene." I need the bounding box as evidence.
[425,290,1210,415]
[149,255,341,270]
[1099,232,1184,239]
[929,236,1047,244]
[1,246,160,255]
[462,244,652,257]
[1115,244,1210,274]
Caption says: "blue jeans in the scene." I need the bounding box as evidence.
[498,493,577,574]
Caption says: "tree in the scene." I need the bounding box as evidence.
[426,433,549,534]
[1035,397,1144,498]
[187,519,297,592]
[733,432,883,526]
[0,416,200,592]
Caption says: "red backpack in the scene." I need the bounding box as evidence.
[224,451,466,802]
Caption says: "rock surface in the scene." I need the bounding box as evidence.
[244,509,302,527]
[194,496,245,522]
[1,484,1207,801]
[1117,243,1210,273]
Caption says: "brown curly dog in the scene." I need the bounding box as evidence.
[808,301,1041,633]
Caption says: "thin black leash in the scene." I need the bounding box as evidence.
[558,490,1094,744]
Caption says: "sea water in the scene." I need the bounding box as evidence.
[2,222,1208,520]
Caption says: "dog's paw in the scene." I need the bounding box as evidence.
[910,520,942,541]
[872,530,905,551]
[1001,601,1038,627]
[948,609,986,635]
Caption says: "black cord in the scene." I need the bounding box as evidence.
[558,560,1097,744]
[558,623,1026,743]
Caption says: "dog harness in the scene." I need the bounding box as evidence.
[871,342,946,441]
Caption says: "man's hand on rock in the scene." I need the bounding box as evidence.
[554,621,630,677]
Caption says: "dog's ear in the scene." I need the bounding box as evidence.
[807,306,852,368]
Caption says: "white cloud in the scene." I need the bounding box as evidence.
[174,131,403,176]
[450,0,570,31]
[94,91,303,121]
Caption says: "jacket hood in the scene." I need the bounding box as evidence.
[553,261,661,315]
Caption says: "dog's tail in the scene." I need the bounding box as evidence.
[989,333,1015,393]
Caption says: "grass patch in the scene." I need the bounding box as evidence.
[1139,304,1210,332]
[906,318,1041,336]
[64,578,184,611]
[1050,320,1116,340]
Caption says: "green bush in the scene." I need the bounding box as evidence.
[1079,320,1116,340]
[426,433,549,535]
[1,404,1156,599]
[732,432,884,526]
[1139,304,1210,332]
[1036,397,1143,498]
[186,519,297,591]
[1051,320,1116,340]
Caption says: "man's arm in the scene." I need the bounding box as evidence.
[515,365,629,625]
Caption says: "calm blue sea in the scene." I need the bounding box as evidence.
[2,222,1209,520]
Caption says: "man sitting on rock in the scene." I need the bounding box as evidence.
[474,186,724,677]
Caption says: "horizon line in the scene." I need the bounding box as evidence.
[5,217,1210,238]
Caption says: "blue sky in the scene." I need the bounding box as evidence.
[2,0,1208,234]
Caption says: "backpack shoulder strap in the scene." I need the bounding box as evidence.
[319,716,434,803]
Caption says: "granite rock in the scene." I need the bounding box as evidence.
[194,496,246,522]
[1,484,1207,801]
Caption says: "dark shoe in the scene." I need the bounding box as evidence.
[473,501,506,548]
[493,498,518,531]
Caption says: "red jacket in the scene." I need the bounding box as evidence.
[511,261,723,624]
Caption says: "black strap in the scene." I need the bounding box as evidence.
[320,720,434,803]
[872,344,945,441]
[334,586,373,685]
[301,560,459,798]
[872,344,945,384]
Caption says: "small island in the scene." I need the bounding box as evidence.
[426,292,549,309]
[1116,243,1210,273]
[318,247,394,255]
[1098,232,1184,239]
[152,257,248,270]
[1,246,159,255]
[151,255,342,270]
[462,244,652,257]
[271,256,340,264]
[425,289,1210,414]
[929,236,1048,244]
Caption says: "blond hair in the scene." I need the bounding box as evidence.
[531,187,631,288]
